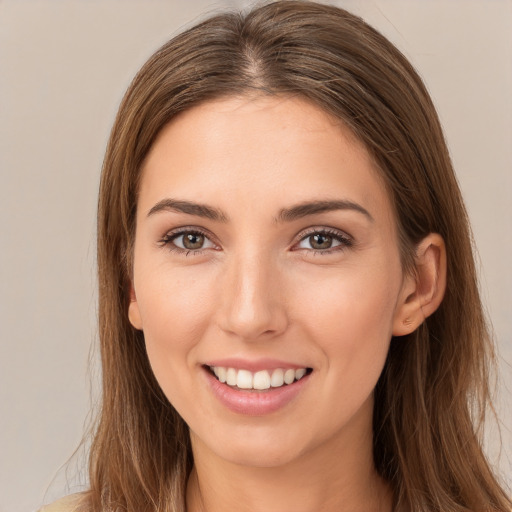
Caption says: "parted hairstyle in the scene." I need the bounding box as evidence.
[84,1,511,511]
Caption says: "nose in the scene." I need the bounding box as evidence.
[216,251,289,341]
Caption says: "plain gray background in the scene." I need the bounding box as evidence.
[0,1,511,511]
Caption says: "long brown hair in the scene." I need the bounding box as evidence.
[86,2,511,511]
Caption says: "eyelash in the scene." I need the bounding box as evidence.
[158,227,353,256]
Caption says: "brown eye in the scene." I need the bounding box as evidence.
[164,230,216,252]
[182,233,205,250]
[309,233,333,250]
[295,229,351,252]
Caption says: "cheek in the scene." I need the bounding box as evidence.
[138,264,213,338]
[134,265,216,389]
[293,261,400,381]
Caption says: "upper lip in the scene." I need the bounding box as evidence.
[203,358,311,372]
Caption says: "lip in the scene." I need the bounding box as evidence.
[202,365,311,416]
[203,357,308,372]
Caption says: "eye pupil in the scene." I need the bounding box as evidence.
[183,233,204,250]
[310,233,332,249]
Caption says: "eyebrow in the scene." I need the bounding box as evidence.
[276,199,374,223]
[146,198,373,223]
[147,198,229,222]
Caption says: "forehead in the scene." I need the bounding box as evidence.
[139,95,393,225]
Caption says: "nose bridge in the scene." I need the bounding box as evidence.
[218,245,287,340]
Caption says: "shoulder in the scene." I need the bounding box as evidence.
[39,493,84,512]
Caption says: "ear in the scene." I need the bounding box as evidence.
[128,282,143,330]
[392,233,447,336]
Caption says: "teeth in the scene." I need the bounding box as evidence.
[237,369,253,389]
[284,369,295,384]
[270,368,284,387]
[210,366,309,390]
[253,370,271,390]
[295,368,306,380]
[226,367,237,386]
[216,367,227,383]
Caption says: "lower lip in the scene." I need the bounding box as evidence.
[203,367,311,416]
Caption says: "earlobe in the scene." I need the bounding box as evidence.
[392,233,447,336]
[128,283,143,330]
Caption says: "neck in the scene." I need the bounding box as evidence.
[186,398,393,512]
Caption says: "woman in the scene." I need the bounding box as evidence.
[43,1,511,511]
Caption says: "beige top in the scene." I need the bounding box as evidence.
[39,494,82,512]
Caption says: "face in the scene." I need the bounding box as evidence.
[129,96,413,468]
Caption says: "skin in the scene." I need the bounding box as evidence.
[128,96,446,512]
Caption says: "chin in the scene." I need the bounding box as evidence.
[190,423,312,468]
[217,441,304,469]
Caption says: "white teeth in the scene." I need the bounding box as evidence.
[295,368,306,380]
[216,367,227,383]
[284,369,295,385]
[237,369,253,389]
[253,370,271,390]
[226,367,237,386]
[210,366,309,390]
[270,368,284,387]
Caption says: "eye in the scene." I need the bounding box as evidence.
[161,229,217,253]
[295,228,352,252]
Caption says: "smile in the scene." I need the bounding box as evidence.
[203,363,313,415]
[208,366,311,390]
